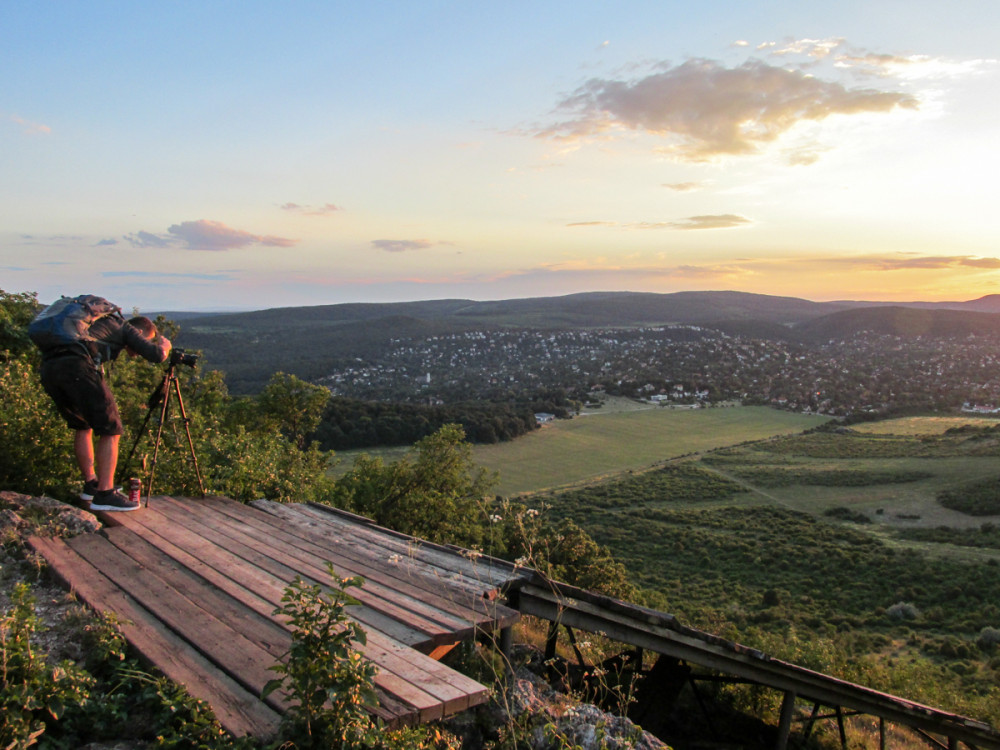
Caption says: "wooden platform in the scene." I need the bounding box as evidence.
[30,495,531,739]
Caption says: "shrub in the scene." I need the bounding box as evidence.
[977,627,1000,653]
[1,583,94,749]
[264,565,381,749]
[887,602,921,621]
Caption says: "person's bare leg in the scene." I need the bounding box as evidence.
[74,429,97,482]
[95,434,121,491]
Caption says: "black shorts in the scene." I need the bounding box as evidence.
[40,354,124,436]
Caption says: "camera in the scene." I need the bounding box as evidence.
[169,348,199,368]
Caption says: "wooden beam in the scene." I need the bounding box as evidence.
[775,691,797,750]
[512,581,1000,749]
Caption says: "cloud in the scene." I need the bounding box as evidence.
[567,215,752,230]
[662,214,752,230]
[168,220,297,250]
[125,220,297,251]
[95,238,119,246]
[767,37,846,60]
[854,254,1000,271]
[102,270,238,281]
[538,58,918,161]
[371,239,437,253]
[8,114,51,135]
[281,202,342,216]
[663,182,705,192]
[124,230,176,249]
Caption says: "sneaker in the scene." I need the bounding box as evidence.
[80,478,100,501]
[90,489,140,512]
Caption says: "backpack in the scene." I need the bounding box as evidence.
[28,294,124,354]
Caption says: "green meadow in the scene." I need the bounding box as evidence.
[471,403,827,496]
[330,400,827,495]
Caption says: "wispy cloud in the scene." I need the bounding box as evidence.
[103,270,238,281]
[8,114,51,135]
[280,202,342,216]
[850,254,1000,271]
[663,182,706,192]
[125,231,174,249]
[567,214,752,230]
[125,220,298,251]
[654,214,752,230]
[371,239,438,253]
[536,57,917,161]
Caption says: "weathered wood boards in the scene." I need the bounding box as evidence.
[29,494,531,738]
[513,580,1000,750]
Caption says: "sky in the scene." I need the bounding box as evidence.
[3,1,999,313]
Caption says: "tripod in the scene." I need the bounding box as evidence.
[124,360,206,505]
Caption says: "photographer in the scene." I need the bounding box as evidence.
[40,314,171,511]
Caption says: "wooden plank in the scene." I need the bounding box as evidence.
[255,499,519,596]
[196,496,519,638]
[66,531,295,714]
[108,504,296,618]
[69,523,436,726]
[28,535,282,739]
[131,499,428,647]
[202,495,514,626]
[299,501,523,588]
[237,498,516,611]
[107,501,491,721]
[160,495,481,643]
[99,525,293,658]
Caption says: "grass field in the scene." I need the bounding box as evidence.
[850,415,999,435]
[471,404,826,496]
[707,454,1000,529]
[330,401,828,496]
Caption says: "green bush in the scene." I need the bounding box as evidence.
[937,477,1000,516]
[0,355,78,498]
[1,584,94,749]
[264,565,428,749]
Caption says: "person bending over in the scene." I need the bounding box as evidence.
[40,315,171,511]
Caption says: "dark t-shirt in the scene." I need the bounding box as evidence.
[80,317,172,366]
[40,318,171,434]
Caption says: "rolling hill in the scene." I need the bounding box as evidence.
[169,290,1000,393]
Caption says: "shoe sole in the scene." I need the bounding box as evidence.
[89,502,141,512]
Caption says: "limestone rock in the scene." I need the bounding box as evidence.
[0,490,101,536]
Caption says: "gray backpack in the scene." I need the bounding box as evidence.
[28,294,123,354]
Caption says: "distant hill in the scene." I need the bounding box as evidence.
[794,305,1000,342]
[170,290,1000,393]
[829,294,1000,314]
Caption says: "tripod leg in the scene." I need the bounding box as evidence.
[123,397,156,477]
[146,371,174,504]
[170,376,206,498]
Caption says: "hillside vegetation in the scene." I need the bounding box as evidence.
[524,416,1000,729]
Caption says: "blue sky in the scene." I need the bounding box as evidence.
[3,1,999,312]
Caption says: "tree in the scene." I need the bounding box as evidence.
[0,290,40,360]
[258,372,331,449]
[328,424,497,548]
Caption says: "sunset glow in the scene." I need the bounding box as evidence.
[2,2,998,311]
